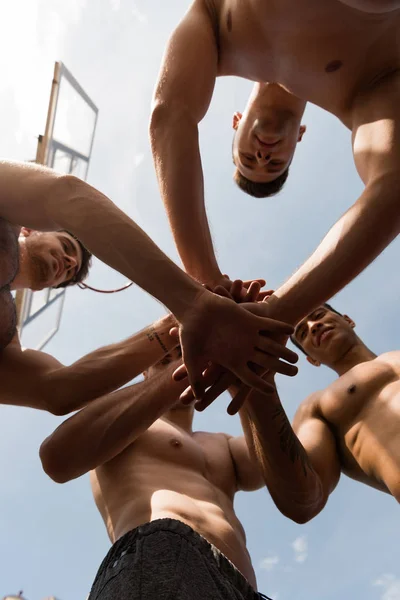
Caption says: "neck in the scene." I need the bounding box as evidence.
[247,82,306,115]
[9,241,31,290]
[164,405,195,433]
[329,340,376,376]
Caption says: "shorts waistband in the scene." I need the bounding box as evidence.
[96,518,273,600]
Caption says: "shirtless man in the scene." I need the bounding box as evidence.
[0,160,295,397]
[39,335,297,599]
[1,312,178,415]
[150,0,400,345]
[235,303,400,526]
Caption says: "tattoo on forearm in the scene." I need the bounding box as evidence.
[271,405,311,477]
[147,326,168,354]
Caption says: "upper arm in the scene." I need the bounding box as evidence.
[352,73,400,185]
[0,339,63,412]
[0,160,62,230]
[228,435,265,492]
[293,396,341,501]
[151,0,218,124]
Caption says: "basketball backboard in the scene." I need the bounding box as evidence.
[16,62,98,350]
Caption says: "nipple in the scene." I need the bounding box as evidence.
[170,438,183,448]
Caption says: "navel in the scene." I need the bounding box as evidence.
[325,60,343,73]
[348,384,357,395]
[226,10,232,33]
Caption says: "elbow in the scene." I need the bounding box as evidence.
[39,437,73,484]
[149,101,195,144]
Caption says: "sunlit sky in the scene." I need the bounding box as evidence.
[0,1,399,599]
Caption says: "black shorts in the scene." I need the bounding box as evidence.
[88,518,273,600]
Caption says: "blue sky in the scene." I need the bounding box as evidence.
[0,1,399,599]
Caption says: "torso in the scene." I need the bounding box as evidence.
[212,0,400,124]
[316,351,400,499]
[91,417,257,588]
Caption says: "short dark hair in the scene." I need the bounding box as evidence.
[0,287,17,351]
[54,231,92,289]
[233,166,289,198]
[290,303,343,356]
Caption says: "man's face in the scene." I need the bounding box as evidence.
[22,229,83,290]
[293,307,357,366]
[232,111,305,183]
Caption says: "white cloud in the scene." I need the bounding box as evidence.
[110,0,121,10]
[260,555,280,572]
[373,574,400,600]
[292,536,308,563]
[131,1,147,24]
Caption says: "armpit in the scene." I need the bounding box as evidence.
[0,287,17,351]
[0,218,19,287]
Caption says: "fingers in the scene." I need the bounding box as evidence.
[243,281,261,303]
[180,384,196,405]
[242,279,266,288]
[251,352,298,377]
[182,350,206,399]
[173,363,188,382]
[194,370,234,412]
[230,279,244,302]
[256,337,298,364]
[227,384,250,415]
[169,326,179,340]
[256,316,294,335]
[239,369,276,395]
[213,285,234,300]
[257,289,275,301]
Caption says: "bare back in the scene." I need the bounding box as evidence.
[91,416,257,588]
[315,351,400,498]
[212,0,400,123]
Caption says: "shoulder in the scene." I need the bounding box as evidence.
[294,391,324,424]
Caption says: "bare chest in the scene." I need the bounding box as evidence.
[216,0,400,117]
[115,420,237,495]
[319,354,400,469]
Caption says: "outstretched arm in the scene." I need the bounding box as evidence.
[40,363,187,483]
[0,314,177,414]
[235,379,340,523]
[150,0,221,286]
[0,159,204,319]
[263,75,400,325]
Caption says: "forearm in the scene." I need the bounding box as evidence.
[268,176,400,324]
[150,107,221,285]
[47,314,177,415]
[237,382,323,522]
[48,175,204,318]
[40,367,186,483]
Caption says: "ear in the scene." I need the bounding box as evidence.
[20,227,33,238]
[298,125,307,142]
[306,355,321,367]
[343,314,356,329]
[232,112,243,130]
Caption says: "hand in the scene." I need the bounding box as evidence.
[210,274,270,303]
[213,280,274,304]
[177,289,297,400]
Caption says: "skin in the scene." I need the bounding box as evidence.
[11,227,83,291]
[150,0,400,344]
[0,313,178,415]
[238,306,400,524]
[40,353,265,589]
[0,160,294,397]
[232,83,307,182]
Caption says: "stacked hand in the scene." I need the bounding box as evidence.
[175,278,298,412]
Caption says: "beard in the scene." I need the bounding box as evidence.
[26,246,50,290]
